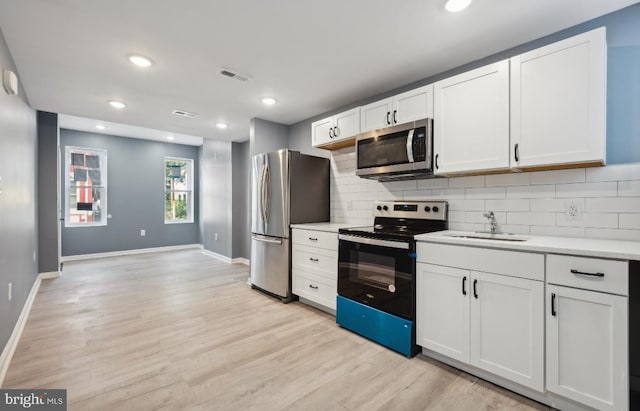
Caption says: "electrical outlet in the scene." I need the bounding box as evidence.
[140,229,146,236]
[565,199,583,221]
[214,233,219,241]
[8,282,12,301]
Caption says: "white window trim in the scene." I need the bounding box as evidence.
[64,146,108,228]
[164,156,194,224]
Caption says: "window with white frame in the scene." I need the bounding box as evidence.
[65,146,108,227]
[165,157,193,223]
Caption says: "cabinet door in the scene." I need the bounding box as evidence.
[360,98,393,133]
[546,285,628,411]
[510,28,606,168]
[333,107,360,142]
[416,263,470,363]
[470,272,544,392]
[393,84,434,125]
[433,61,510,175]
[311,116,334,147]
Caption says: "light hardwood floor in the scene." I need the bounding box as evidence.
[3,250,551,410]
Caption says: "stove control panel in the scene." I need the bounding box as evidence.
[373,201,447,220]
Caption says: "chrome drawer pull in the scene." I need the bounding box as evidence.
[309,284,319,290]
[570,269,605,278]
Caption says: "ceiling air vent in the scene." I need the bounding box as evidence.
[219,67,251,82]
[171,109,199,118]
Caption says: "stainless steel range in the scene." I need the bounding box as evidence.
[337,200,448,357]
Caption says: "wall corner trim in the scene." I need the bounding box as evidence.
[233,258,250,266]
[60,244,201,262]
[39,271,61,280]
[0,274,43,388]
[200,247,232,263]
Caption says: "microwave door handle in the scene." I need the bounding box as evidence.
[406,129,415,163]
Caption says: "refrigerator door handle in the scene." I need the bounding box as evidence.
[252,235,282,245]
[264,161,271,222]
[260,163,267,223]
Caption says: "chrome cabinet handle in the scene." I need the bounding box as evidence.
[571,269,605,277]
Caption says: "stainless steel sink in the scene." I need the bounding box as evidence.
[446,232,528,242]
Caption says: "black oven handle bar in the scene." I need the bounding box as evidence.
[338,234,410,250]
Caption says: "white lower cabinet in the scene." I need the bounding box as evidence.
[417,243,545,392]
[291,228,338,312]
[546,277,628,410]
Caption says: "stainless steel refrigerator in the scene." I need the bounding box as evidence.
[251,149,329,302]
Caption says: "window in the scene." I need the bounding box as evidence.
[165,157,193,223]
[65,147,107,227]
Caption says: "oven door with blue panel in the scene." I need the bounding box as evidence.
[337,235,415,320]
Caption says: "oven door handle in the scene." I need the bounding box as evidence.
[338,234,409,249]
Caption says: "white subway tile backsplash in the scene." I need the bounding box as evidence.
[329,158,640,242]
[530,226,586,238]
[585,228,640,242]
[485,172,531,187]
[556,212,619,229]
[448,199,485,211]
[449,175,485,188]
[618,181,640,197]
[555,182,617,198]
[530,168,585,185]
[485,199,530,212]
[619,214,640,230]
[417,178,450,190]
[530,198,579,213]
[506,185,555,199]
[465,187,506,200]
[507,212,555,226]
[586,197,640,213]
[586,163,640,182]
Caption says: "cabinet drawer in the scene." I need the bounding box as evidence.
[292,244,337,280]
[417,242,544,281]
[547,254,628,296]
[292,229,338,251]
[293,271,336,310]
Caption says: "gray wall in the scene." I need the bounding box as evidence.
[288,3,640,165]
[0,28,38,353]
[231,141,250,259]
[60,129,200,256]
[250,118,289,157]
[200,139,233,257]
[37,111,59,273]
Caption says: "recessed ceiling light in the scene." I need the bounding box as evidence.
[260,97,277,106]
[95,124,106,130]
[445,0,472,12]
[216,122,229,129]
[128,54,153,68]
[171,109,199,118]
[166,135,175,141]
[109,100,126,109]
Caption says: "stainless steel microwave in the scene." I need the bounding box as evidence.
[355,118,434,181]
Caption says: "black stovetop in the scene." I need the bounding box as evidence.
[339,217,448,242]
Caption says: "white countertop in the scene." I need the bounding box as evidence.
[290,222,354,233]
[416,230,640,260]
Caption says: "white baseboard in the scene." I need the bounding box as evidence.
[200,248,231,263]
[61,244,201,262]
[232,258,250,266]
[39,271,61,280]
[0,274,42,388]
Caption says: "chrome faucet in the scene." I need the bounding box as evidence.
[483,211,499,234]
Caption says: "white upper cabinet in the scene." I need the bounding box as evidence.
[510,27,606,169]
[360,84,433,133]
[433,61,510,175]
[311,107,360,149]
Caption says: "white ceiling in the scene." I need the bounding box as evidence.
[0,0,637,143]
